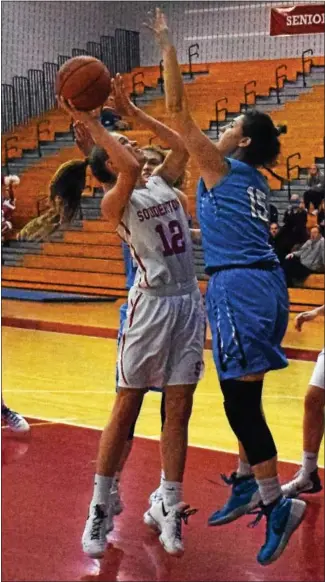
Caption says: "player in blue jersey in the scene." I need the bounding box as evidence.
[148,8,306,566]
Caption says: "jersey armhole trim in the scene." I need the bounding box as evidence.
[200,159,232,192]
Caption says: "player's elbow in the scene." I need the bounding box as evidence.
[180,147,190,164]
[101,199,120,228]
[170,111,194,138]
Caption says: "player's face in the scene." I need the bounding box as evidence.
[141,150,164,183]
[217,115,250,156]
[116,135,145,163]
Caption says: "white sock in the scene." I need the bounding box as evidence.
[160,469,166,488]
[237,459,252,477]
[302,451,317,475]
[91,474,113,508]
[162,480,182,507]
[112,471,121,490]
[256,476,282,506]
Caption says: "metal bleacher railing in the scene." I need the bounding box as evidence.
[1,29,140,133]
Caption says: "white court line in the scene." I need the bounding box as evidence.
[2,389,305,400]
[21,413,324,469]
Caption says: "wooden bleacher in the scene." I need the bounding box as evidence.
[2,57,324,304]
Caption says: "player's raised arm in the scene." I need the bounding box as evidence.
[145,8,228,189]
[59,97,140,227]
[113,73,188,186]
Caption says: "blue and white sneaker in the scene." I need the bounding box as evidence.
[249,496,306,566]
[208,472,261,526]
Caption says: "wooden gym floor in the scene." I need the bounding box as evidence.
[2,298,324,581]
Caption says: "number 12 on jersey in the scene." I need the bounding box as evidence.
[155,220,186,256]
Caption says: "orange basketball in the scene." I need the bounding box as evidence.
[56,56,111,111]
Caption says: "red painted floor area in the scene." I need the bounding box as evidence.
[2,421,324,582]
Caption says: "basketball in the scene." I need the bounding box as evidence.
[56,56,111,111]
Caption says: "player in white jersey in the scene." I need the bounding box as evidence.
[59,77,205,558]
[74,119,192,515]
[282,305,324,497]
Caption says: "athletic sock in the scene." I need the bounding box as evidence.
[236,459,253,478]
[302,451,318,475]
[112,471,121,490]
[162,480,182,507]
[160,469,166,487]
[256,476,282,506]
[91,474,113,509]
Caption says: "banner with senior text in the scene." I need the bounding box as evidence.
[270,4,325,36]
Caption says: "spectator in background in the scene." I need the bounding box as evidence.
[275,194,309,263]
[304,185,324,211]
[318,198,325,237]
[268,222,279,248]
[305,200,318,231]
[100,96,130,131]
[306,164,324,189]
[283,225,325,287]
[1,174,19,242]
[269,203,278,224]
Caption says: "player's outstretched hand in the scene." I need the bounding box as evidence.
[112,74,137,117]
[294,310,317,331]
[57,96,97,125]
[73,121,95,156]
[143,8,171,48]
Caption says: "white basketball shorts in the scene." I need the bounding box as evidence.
[117,286,206,389]
[309,348,324,390]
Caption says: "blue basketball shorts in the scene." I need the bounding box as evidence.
[205,265,289,381]
[116,302,162,392]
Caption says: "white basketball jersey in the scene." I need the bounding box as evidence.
[117,175,196,289]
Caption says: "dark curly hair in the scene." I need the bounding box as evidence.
[235,110,282,167]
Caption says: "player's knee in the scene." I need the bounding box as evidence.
[114,389,144,423]
[305,385,325,413]
[165,386,194,423]
[221,378,277,465]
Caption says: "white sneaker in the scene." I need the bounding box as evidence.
[144,501,197,557]
[1,408,30,433]
[149,485,163,506]
[143,486,164,530]
[282,468,322,498]
[82,503,114,558]
[111,479,124,516]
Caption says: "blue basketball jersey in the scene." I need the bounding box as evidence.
[197,158,278,272]
[122,241,137,290]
